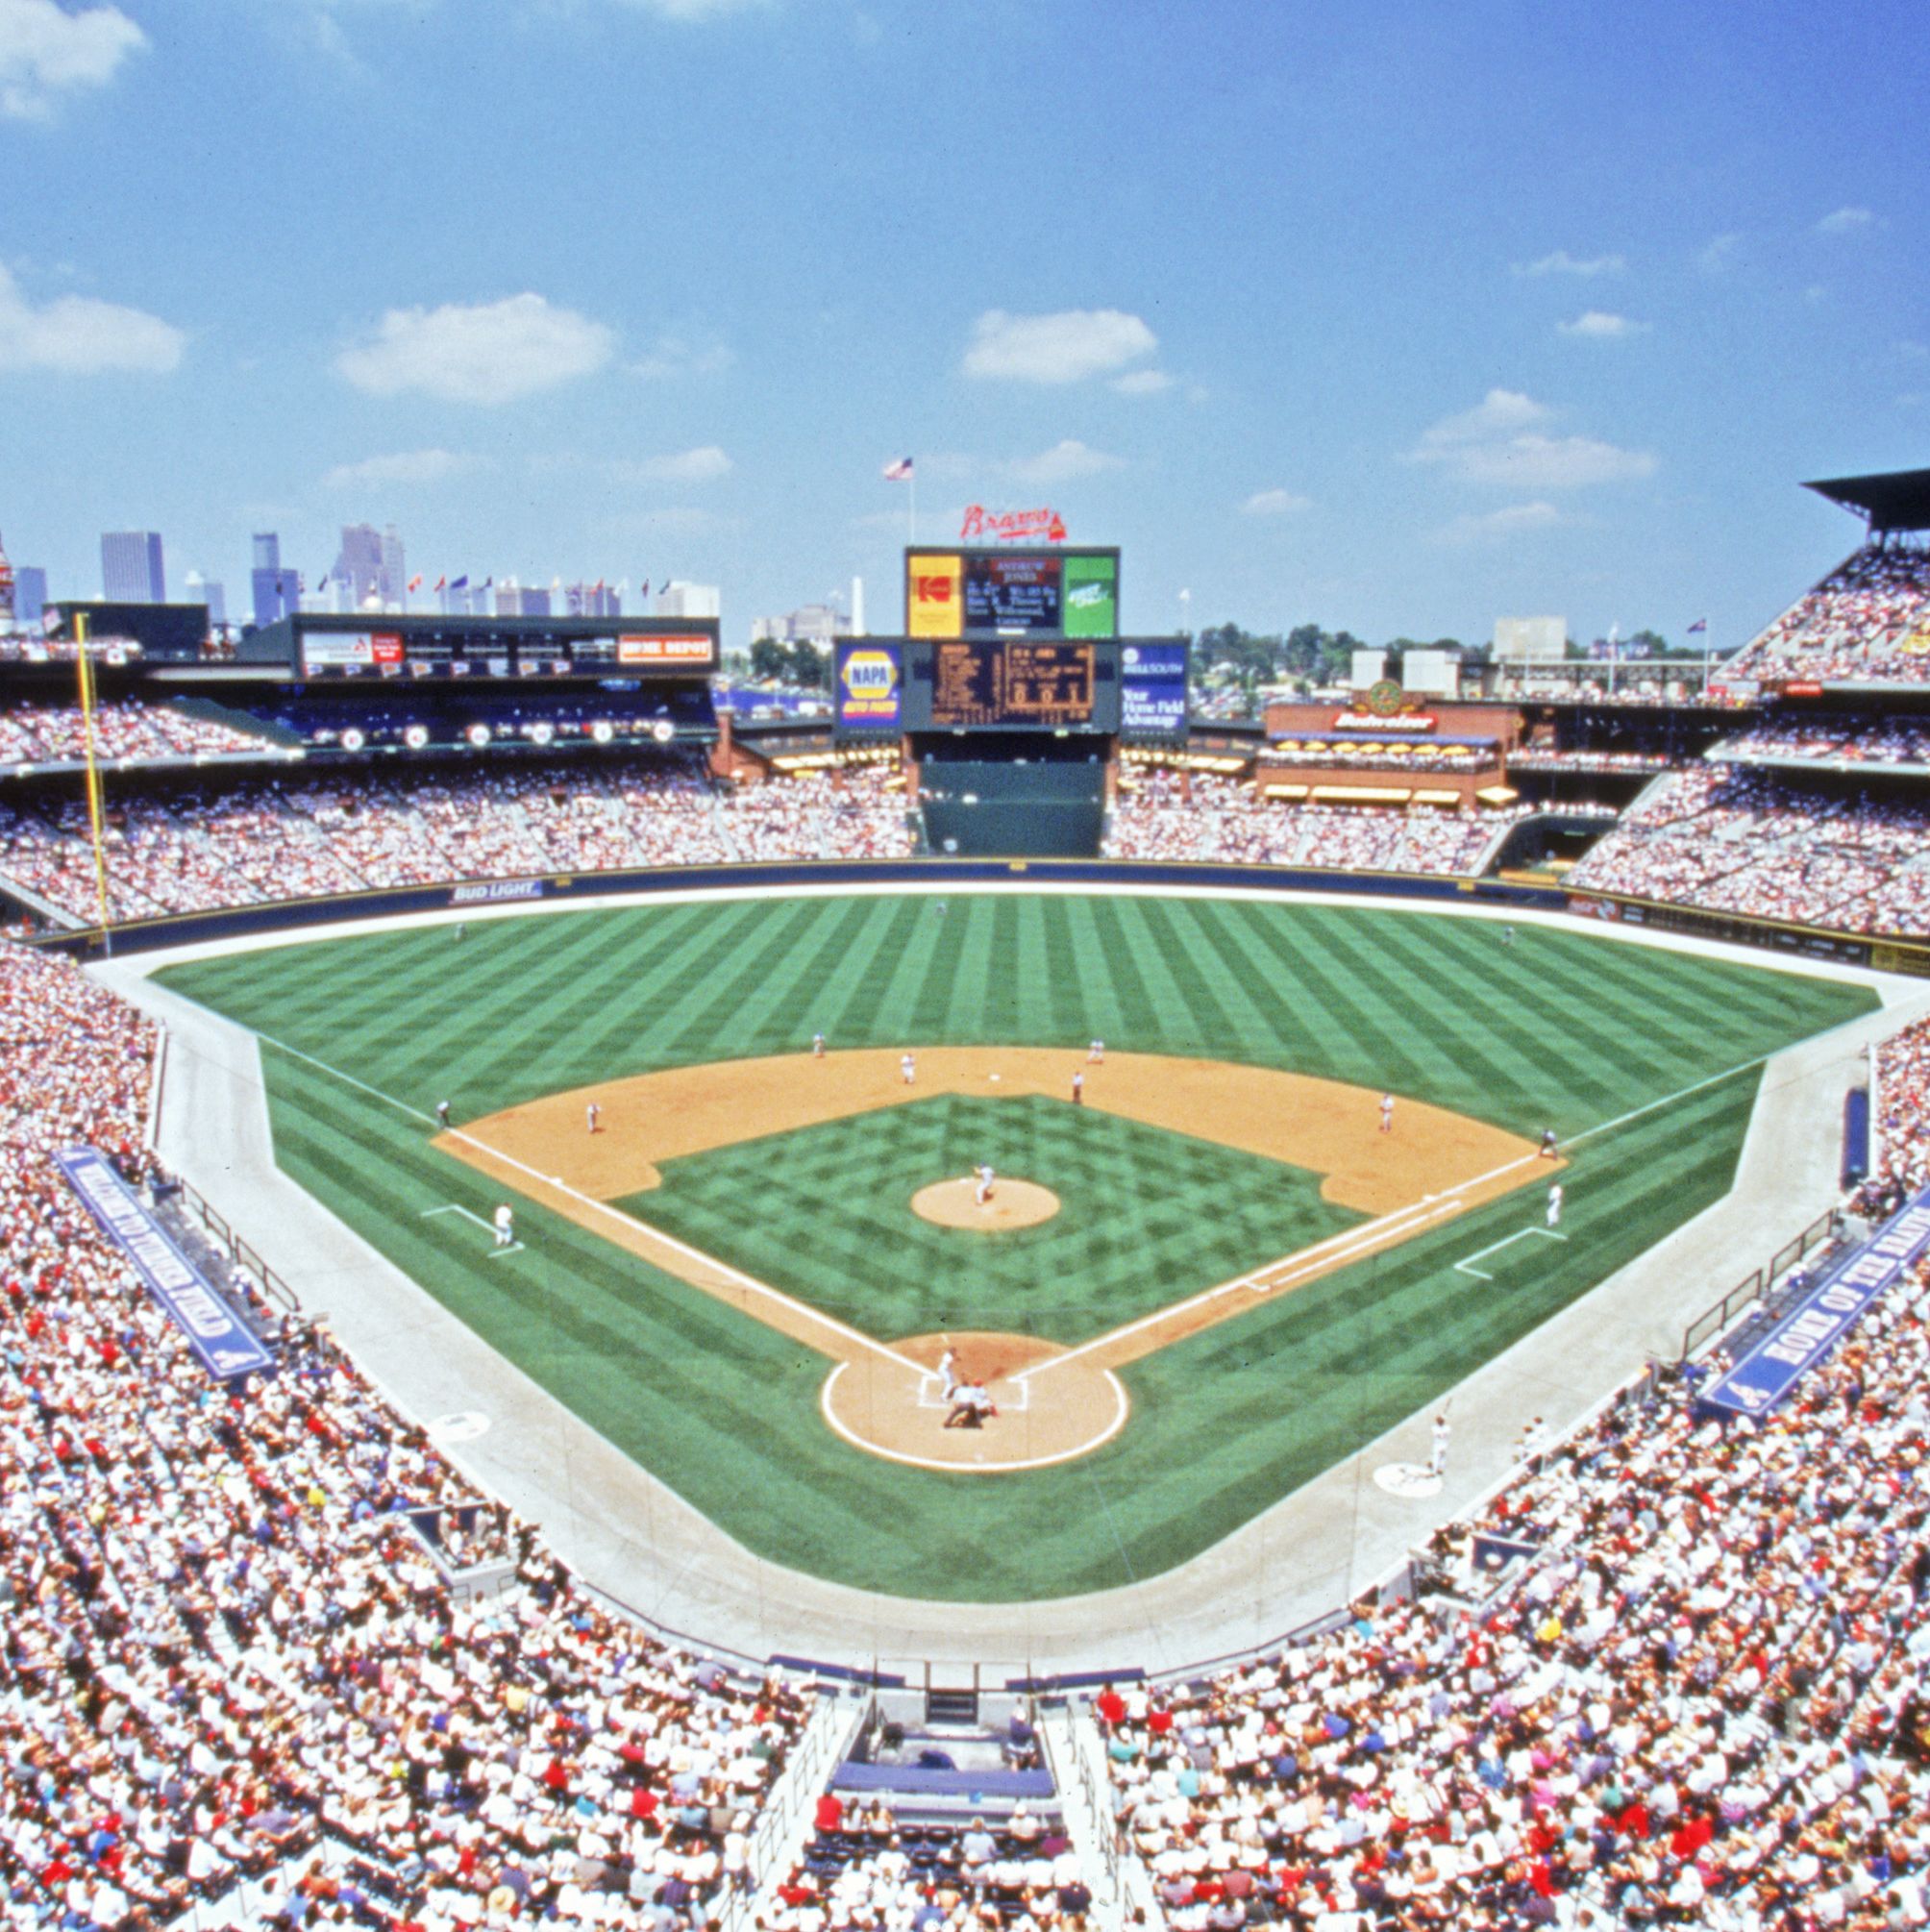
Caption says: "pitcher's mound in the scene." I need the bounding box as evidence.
[911,1177,1060,1231]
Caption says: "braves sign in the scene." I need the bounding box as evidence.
[959,506,1067,543]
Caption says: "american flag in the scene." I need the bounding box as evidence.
[881,457,914,481]
[1687,617,1708,634]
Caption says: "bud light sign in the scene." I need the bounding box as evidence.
[1121,641,1188,736]
[836,642,903,731]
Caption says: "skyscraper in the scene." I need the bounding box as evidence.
[101,531,166,603]
[333,524,384,608]
[250,533,300,629]
[13,567,46,629]
[378,526,406,607]
[184,573,227,628]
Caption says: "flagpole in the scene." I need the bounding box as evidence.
[908,471,917,549]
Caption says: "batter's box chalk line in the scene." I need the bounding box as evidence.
[917,1372,1030,1412]
[421,1201,526,1257]
[1453,1226,1567,1281]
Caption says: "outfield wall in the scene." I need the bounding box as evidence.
[22,857,1564,959]
[28,858,1930,977]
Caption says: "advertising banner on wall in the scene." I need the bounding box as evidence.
[1701,1188,1930,1419]
[56,1147,275,1381]
[1062,554,1119,637]
[1120,640,1188,735]
[835,642,903,730]
[906,555,964,637]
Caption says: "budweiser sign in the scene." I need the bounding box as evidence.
[959,505,1067,543]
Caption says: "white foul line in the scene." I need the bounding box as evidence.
[265,1033,928,1378]
[1453,1226,1567,1281]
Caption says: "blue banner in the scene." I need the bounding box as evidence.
[56,1148,275,1380]
[1701,1189,1930,1419]
[1121,641,1188,736]
[834,643,903,731]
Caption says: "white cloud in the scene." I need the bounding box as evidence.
[606,0,767,18]
[1008,438,1123,484]
[1817,206,1875,235]
[1514,249,1623,278]
[1240,488,1312,517]
[0,262,183,373]
[629,331,733,380]
[1111,367,1172,396]
[1409,388,1654,489]
[963,308,1156,384]
[336,293,614,405]
[615,445,733,483]
[1698,233,1742,275]
[0,0,144,119]
[1434,502,1563,546]
[1559,310,1649,340]
[323,448,476,489]
[1413,387,1549,451]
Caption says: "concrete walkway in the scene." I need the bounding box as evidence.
[94,886,1930,1679]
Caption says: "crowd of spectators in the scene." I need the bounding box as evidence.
[1567,768,1930,935]
[1097,1199,1930,1927]
[1506,749,1678,775]
[1710,718,1930,773]
[1105,770,1522,876]
[1491,670,1744,708]
[1725,545,1930,686]
[0,702,271,769]
[718,769,912,864]
[758,1806,1093,1932]
[0,757,913,925]
[1263,737,1497,774]
[0,939,813,1927]
[0,637,141,665]
[1856,1016,1930,1222]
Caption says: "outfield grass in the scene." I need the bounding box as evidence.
[158,894,1876,1598]
[631,1094,1355,1345]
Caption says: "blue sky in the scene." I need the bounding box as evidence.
[1,0,1923,650]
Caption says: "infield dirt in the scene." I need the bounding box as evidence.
[435,1049,1555,1472]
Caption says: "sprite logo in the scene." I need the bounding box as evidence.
[1067,582,1106,608]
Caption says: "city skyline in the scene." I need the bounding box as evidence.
[0,0,1923,652]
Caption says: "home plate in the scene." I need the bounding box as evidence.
[989,1073,1001,1081]
[1373,1461,1443,1499]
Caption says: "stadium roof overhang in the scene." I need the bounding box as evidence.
[1804,467,1930,533]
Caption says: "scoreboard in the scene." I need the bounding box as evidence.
[905,547,1119,638]
[835,635,1188,737]
[929,641,1096,729]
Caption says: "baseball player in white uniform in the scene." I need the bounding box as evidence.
[975,1163,995,1207]
[1380,1093,1395,1134]
[1547,1182,1564,1228]
[492,1203,515,1249]
[812,1032,826,1058]
[586,1101,600,1134]
[901,1053,916,1085]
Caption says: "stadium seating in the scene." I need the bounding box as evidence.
[1104,770,1522,875]
[0,756,912,926]
[0,942,812,1928]
[1566,768,1930,935]
[1093,1076,1930,1925]
[1723,544,1930,686]
[0,702,271,767]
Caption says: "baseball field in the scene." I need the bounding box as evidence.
[156,891,1874,1599]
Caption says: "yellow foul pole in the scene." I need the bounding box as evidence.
[74,615,113,940]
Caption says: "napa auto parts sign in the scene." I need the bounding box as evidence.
[959,505,1067,543]
[836,642,903,730]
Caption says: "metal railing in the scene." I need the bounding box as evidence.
[168,1171,302,1313]
[1678,1207,1837,1360]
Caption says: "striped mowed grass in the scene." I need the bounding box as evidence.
[157,893,1875,1598]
